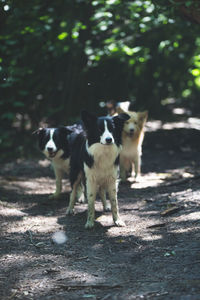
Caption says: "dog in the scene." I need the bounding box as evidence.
[116,107,148,182]
[34,125,83,199]
[66,110,130,229]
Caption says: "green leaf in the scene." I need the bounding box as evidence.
[57,32,68,40]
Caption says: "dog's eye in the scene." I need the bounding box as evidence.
[134,122,137,125]
[125,121,129,124]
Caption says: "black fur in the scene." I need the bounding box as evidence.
[114,154,120,166]
[69,111,129,187]
[35,126,73,159]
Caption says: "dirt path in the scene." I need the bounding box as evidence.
[0,118,200,300]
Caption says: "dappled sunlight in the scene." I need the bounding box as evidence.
[170,211,200,232]
[0,205,27,217]
[2,253,103,299]
[38,159,51,168]
[145,120,162,132]
[2,0,200,297]
[146,117,200,132]
[130,173,166,188]
[0,176,71,195]
[128,169,194,189]
[141,233,163,242]
[6,215,60,234]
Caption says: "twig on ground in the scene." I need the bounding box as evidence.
[147,223,166,229]
[163,174,200,187]
[56,283,122,290]
[77,256,89,260]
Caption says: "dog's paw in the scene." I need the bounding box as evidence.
[78,193,87,203]
[66,207,74,215]
[103,203,111,212]
[135,175,142,183]
[114,219,126,227]
[49,193,60,200]
[85,220,94,229]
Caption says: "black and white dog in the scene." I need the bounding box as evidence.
[35,125,82,199]
[66,110,129,229]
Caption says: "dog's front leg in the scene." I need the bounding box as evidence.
[85,180,97,229]
[77,183,86,203]
[107,182,125,227]
[132,154,141,179]
[49,167,63,199]
[66,174,82,215]
[119,156,129,182]
[120,166,127,182]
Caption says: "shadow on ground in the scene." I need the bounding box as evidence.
[0,118,200,300]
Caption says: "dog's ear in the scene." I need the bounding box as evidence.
[139,111,148,123]
[112,113,130,144]
[81,110,97,128]
[58,126,73,136]
[113,113,130,128]
[117,113,130,122]
[116,106,126,114]
[32,128,45,136]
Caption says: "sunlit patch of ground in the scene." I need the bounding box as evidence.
[1,117,200,299]
[146,116,200,132]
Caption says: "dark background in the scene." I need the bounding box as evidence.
[1,0,200,161]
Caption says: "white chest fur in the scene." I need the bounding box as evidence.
[84,143,120,186]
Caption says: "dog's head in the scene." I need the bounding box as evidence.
[117,107,148,138]
[81,110,130,146]
[34,127,72,159]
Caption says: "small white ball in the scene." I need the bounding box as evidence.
[52,231,68,244]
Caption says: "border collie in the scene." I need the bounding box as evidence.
[66,110,129,229]
[35,125,82,199]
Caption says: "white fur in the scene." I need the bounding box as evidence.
[85,143,119,184]
[42,129,70,199]
[49,156,70,199]
[45,129,57,153]
[84,143,125,229]
[100,121,114,145]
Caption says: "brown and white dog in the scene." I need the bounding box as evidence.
[116,107,148,182]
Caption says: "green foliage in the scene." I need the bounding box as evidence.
[0,0,200,160]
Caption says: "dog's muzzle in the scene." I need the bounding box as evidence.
[47,147,57,158]
[105,137,113,145]
[129,129,134,137]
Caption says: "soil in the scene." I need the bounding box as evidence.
[1,116,200,300]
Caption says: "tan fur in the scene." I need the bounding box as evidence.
[84,143,125,229]
[117,107,148,181]
[66,172,84,214]
[66,143,125,228]
[43,149,70,199]
[84,143,120,185]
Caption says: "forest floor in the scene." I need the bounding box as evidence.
[1,111,200,300]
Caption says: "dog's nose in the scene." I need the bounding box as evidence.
[105,137,112,144]
[47,147,53,152]
[130,128,134,133]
